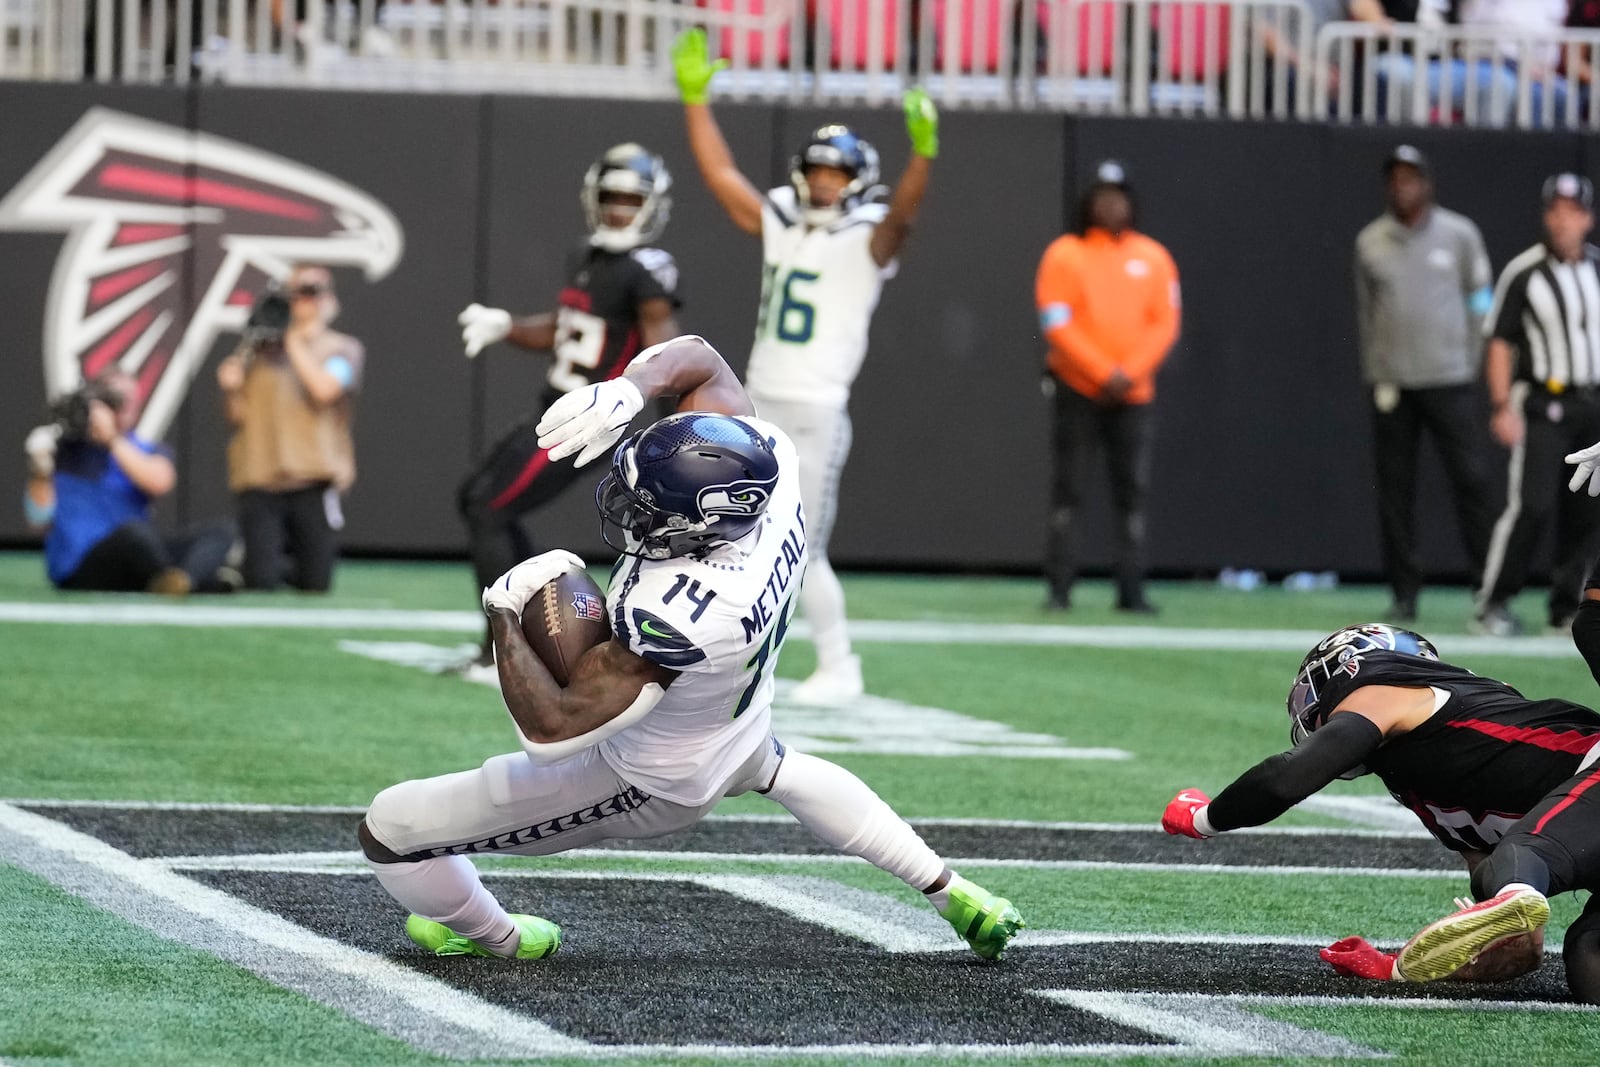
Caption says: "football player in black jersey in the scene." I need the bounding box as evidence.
[1161,610,1600,1003]
[452,144,682,673]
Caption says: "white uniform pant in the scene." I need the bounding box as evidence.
[365,737,783,860]
[748,394,851,558]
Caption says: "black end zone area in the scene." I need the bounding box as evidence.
[188,870,1168,1048]
[186,870,1573,1049]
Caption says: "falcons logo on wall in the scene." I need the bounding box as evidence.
[0,107,403,440]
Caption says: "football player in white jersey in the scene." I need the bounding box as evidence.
[358,335,1023,963]
[670,28,940,704]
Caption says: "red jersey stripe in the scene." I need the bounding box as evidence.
[1446,718,1600,755]
[1534,766,1600,835]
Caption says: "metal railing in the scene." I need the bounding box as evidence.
[1316,21,1600,130]
[9,0,1595,128]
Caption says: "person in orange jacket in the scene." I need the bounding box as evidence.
[1036,160,1180,613]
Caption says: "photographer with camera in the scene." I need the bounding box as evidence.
[216,263,364,593]
[23,368,236,595]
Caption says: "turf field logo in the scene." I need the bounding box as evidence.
[0,107,402,440]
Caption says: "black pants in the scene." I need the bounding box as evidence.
[1046,387,1153,605]
[1471,757,1600,1002]
[59,519,237,593]
[238,486,339,592]
[1372,384,1496,607]
[1480,389,1600,623]
[457,413,589,599]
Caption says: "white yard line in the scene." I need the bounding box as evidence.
[0,802,589,1060]
[0,600,1579,657]
[4,799,1431,838]
[159,847,1464,881]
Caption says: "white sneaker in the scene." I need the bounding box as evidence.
[789,655,864,705]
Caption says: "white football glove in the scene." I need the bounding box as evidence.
[482,549,588,616]
[24,423,61,477]
[1568,438,1600,496]
[536,377,645,467]
[458,303,512,358]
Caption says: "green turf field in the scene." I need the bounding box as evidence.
[2,551,1596,1066]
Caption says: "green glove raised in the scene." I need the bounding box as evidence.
[903,87,939,159]
[672,29,729,105]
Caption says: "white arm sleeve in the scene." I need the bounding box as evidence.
[514,682,666,765]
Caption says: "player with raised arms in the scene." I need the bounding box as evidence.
[357,334,1024,963]
[670,29,941,704]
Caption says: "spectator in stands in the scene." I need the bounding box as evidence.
[1353,145,1497,623]
[1260,0,1391,106]
[1381,0,1571,125]
[215,264,365,593]
[23,369,237,595]
[1036,161,1180,615]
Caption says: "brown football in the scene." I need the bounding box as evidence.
[519,568,611,686]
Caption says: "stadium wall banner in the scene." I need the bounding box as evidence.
[0,83,1587,577]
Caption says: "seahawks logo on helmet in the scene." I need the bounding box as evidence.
[697,478,776,519]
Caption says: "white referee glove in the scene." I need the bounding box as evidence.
[482,549,587,616]
[24,423,61,477]
[536,377,645,467]
[1567,439,1600,496]
[458,303,512,358]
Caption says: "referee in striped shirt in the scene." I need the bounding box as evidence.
[1476,173,1600,636]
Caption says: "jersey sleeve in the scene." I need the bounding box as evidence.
[627,247,682,308]
[1485,264,1529,344]
[612,566,722,674]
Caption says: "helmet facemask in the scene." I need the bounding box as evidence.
[790,126,880,226]
[1286,623,1440,744]
[582,144,672,252]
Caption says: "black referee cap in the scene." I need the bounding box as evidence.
[1382,144,1430,179]
[1543,173,1596,211]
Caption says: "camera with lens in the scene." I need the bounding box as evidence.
[243,286,292,347]
[50,381,122,445]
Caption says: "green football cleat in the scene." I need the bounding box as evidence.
[405,913,562,960]
[939,877,1025,960]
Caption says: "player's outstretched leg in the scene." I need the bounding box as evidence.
[359,817,559,961]
[759,749,1024,959]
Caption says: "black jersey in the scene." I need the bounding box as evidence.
[1322,651,1600,853]
[545,244,680,399]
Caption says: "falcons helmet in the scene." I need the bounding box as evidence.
[596,413,780,560]
[581,143,672,252]
[1287,623,1440,745]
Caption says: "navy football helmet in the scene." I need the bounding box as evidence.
[1287,623,1439,744]
[581,143,672,252]
[790,125,880,225]
[596,413,780,560]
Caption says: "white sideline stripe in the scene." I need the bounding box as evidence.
[1220,993,1598,1013]
[0,600,1581,657]
[0,802,589,1059]
[159,847,1465,881]
[3,799,1434,839]
[1038,991,1381,1058]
